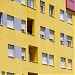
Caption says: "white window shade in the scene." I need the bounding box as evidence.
[8,49,14,57]
[42,54,47,64]
[21,0,25,4]
[49,55,53,65]
[60,10,64,20]
[60,58,65,68]
[7,15,14,29]
[67,13,72,23]
[68,59,72,69]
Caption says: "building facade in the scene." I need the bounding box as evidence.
[0,0,74,75]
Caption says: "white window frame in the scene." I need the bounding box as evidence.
[40,27,45,38]
[49,5,54,16]
[49,30,54,41]
[60,57,66,68]
[60,10,64,21]
[68,59,72,70]
[42,53,47,65]
[7,15,14,29]
[8,44,14,57]
[67,13,72,23]
[49,55,54,66]
[40,1,44,12]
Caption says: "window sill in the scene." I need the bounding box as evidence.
[60,19,65,22]
[40,37,46,40]
[8,56,14,59]
[49,39,55,43]
[29,61,38,64]
[21,31,26,34]
[21,3,26,6]
[49,15,55,18]
[27,32,35,36]
[42,63,48,66]
[27,6,36,10]
[49,65,54,67]
[40,11,45,14]
[7,27,14,30]
[22,59,26,61]
[67,22,72,25]
[68,69,72,70]
[61,67,66,69]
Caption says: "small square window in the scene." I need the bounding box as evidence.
[67,36,72,47]
[68,59,72,70]
[8,44,14,57]
[67,13,72,23]
[60,57,66,68]
[49,30,54,41]
[7,15,14,29]
[42,53,47,64]
[27,0,34,8]
[49,5,54,16]
[40,1,45,13]
[21,20,26,33]
[49,55,54,66]
[60,33,64,44]
[21,48,26,60]
[60,10,64,21]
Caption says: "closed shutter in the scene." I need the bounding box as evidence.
[60,10,64,20]
[49,55,53,65]
[68,59,72,69]
[42,53,47,64]
[7,15,14,29]
[60,58,65,68]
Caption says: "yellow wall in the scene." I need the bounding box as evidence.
[0,0,74,75]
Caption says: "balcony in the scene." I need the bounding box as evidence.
[66,0,75,11]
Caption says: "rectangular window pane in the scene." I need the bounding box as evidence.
[68,59,72,69]
[40,1,44,12]
[0,13,3,25]
[67,13,72,23]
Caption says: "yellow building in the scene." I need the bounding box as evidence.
[0,0,74,75]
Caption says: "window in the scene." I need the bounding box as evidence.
[2,71,5,75]
[68,59,72,70]
[67,36,72,47]
[60,10,64,21]
[40,27,45,39]
[21,48,26,60]
[42,53,47,64]
[29,45,38,63]
[7,15,14,29]
[60,33,64,44]
[27,18,34,35]
[60,57,66,68]
[21,0,25,5]
[0,13,3,25]
[21,20,26,33]
[49,55,54,66]
[67,13,72,23]
[49,30,54,41]
[49,5,54,16]
[7,72,14,75]
[40,1,45,13]
[8,44,14,57]
[27,0,34,8]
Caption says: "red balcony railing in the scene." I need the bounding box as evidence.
[66,0,75,11]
